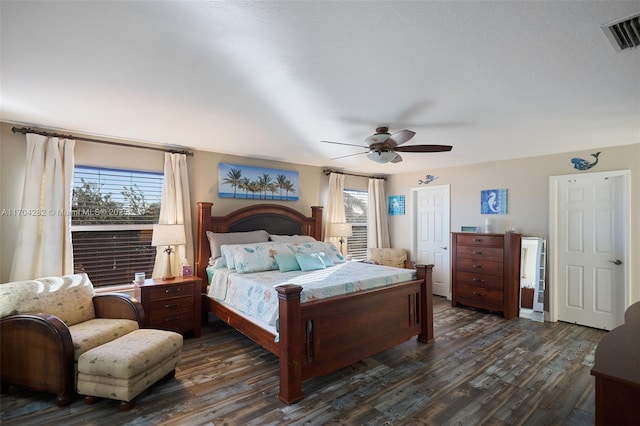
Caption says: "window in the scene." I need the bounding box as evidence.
[71,166,163,287]
[343,189,368,260]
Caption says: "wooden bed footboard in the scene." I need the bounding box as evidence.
[276,264,434,404]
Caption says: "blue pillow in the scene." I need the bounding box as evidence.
[295,253,326,272]
[317,251,334,267]
[275,252,301,272]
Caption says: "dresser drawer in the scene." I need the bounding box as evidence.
[147,283,195,300]
[456,258,504,276]
[456,271,504,290]
[456,234,504,247]
[456,283,503,305]
[457,245,503,262]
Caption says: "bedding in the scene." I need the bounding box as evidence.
[207,261,415,334]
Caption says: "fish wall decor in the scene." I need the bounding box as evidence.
[418,174,438,185]
[571,152,601,171]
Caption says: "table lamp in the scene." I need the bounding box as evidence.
[328,222,352,256]
[152,224,186,279]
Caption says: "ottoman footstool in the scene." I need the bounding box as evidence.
[77,329,183,410]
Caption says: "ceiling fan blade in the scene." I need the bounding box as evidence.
[391,153,403,163]
[320,140,368,149]
[330,151,369,160]
[387,130,415,146]
[394,144,453,153]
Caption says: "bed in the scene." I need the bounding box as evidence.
[195,202,434,404]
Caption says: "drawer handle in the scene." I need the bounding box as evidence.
[165,288,182,294]
[472,238,483,242]
[165,303,180,309]
[165,317,180,322]
[472,291,485,297]
[473,251,483,255]
[472,278,485,283]
[472,264,482,269]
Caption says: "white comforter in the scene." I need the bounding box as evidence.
[207,261,415,334]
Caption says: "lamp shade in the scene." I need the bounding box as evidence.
[152,224,186,246]
[328,222,352,238]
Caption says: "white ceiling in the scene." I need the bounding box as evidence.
[2,1,639,174]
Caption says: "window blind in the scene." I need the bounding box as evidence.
[71,166,163,287]
[344,189,368,260]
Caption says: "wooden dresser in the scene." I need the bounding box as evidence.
[591,301,640,425]
[451,232,521,319]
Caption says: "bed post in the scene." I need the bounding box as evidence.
[276,284,304,404]
[416,264,435,343]
[310,206,323,240]
[196,202,213,290]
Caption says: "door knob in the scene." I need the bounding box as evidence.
[608,259,622,265]
[441,246,448,250]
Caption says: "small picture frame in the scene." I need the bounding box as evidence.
[461,226,478,232]
[388,195,405,216]
[480,188,508,214]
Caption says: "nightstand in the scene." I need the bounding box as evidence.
[134,276,203,337]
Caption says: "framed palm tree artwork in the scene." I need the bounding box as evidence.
[218,163,299,201]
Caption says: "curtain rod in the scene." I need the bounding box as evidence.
[11,126,194,157]
[323,169,387,180]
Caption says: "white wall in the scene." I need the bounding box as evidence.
[0,122,327,282]
[387,143,640,304]
[3,121,638,306]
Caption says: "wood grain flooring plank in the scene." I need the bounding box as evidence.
[0,297,606,426]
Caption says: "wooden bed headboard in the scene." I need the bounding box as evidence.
[195,202,323,285]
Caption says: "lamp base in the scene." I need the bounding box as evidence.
[161,251,175,280]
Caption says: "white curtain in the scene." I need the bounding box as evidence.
[152,153,193,278]
[367,178,390,249]
[323,173,346,248]
[10,134,75,280]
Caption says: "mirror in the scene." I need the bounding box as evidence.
[520,237,546,322]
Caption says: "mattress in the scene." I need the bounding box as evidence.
[206,261,415,335]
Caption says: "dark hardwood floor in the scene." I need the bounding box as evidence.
[1,296,605,425]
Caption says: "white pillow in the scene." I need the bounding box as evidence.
[206,230,269,259]
[269,234,317,243]
[287,241,345,264]
[226,242,295,274]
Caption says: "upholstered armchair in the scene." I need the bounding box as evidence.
[368,248,415,269]
[0,273,144,406]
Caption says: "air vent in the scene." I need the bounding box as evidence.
[602,12,640,52]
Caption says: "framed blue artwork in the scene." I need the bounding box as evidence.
[219,163,299,201]
[480,188,508,214]
[388,195,405,216]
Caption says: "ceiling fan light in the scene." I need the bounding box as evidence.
[367,150,397,163]
[365,132,390,146]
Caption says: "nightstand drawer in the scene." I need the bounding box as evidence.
[147,303,193,327]
[456,258,503,276]
[457,245,503,262]
[147,283,195,300]
[456,283,503,305]
[456,234,504,247]
[148,295,194,312]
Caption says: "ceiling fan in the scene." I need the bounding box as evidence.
[321,127,452,164]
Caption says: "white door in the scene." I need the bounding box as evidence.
[411,185,451,298]
[550,171,629,330]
